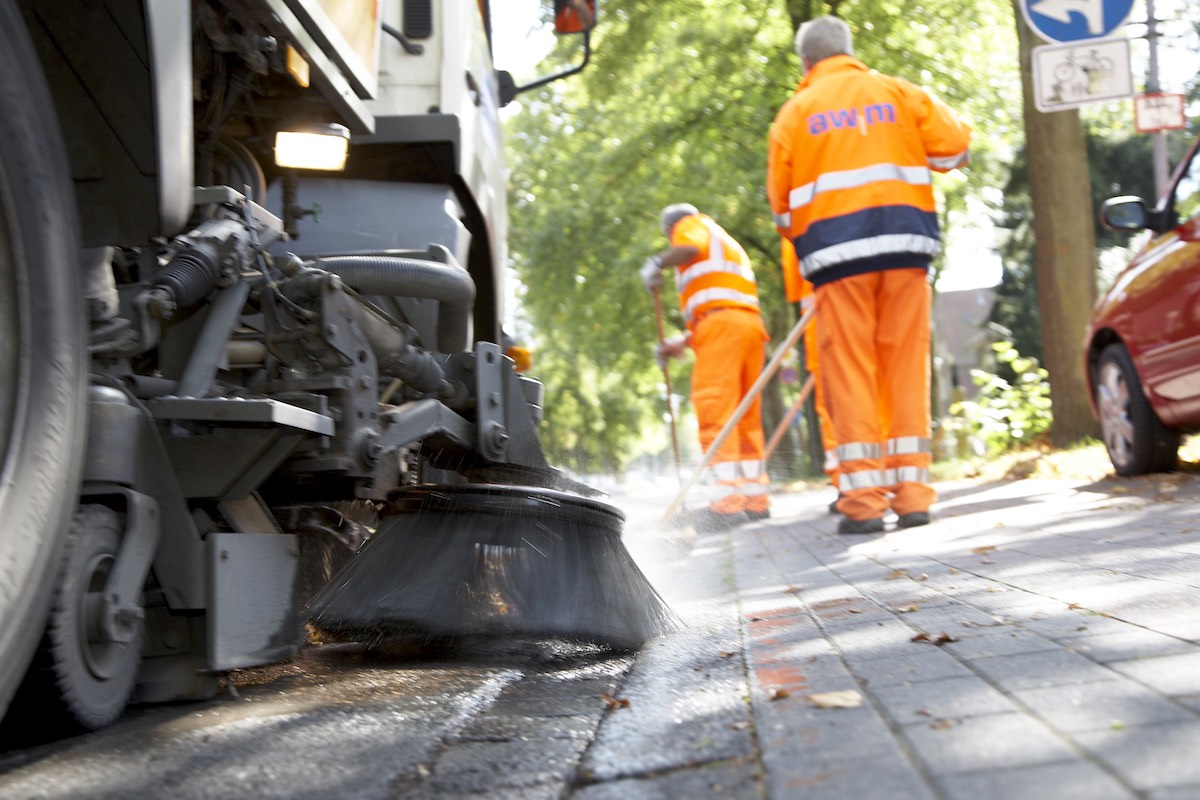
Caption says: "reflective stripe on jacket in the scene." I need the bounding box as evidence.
[767,55,971,287]
[672,213,760,329]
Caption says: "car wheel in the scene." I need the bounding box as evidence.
[0,0,88,721]
[1095,343,1180,476]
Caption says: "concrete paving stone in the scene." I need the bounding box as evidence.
[901,712,1077,774]
[818,617,937,658]
[1106,651,1200,697]
[1155,619,1200,643]
[1146,785,1200,800]
[852,579,962,608]
[940,628,1059,660]
[1012,679,1195,733]
[1062,629,1198,663]
[945,586,1057,613]
[869,674,1019,725]
[843,648,973,689]
[749,652,853,701]
[895,602,1014,640]
[755,701,935,799]
[935,759,1136,800]
[1073,720,1200,792]
[1175,695,1200,713]
[761,746,935,800]
[967,648,1117,690]
[1009,609,1135,640]
[572,761,763,800]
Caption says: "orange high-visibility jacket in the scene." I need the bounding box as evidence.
[767,55,971,288]
[671,213,761,330]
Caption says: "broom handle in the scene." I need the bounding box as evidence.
[652,287,684,482]
[763,372,816,463]
[663,305,814,521]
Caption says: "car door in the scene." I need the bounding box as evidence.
[1127,141,1200,426]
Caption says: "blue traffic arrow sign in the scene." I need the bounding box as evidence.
[1020,0,1135,43]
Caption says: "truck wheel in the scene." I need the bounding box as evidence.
[1095,343,1179,476]
[11,507,142,731]
[0,0,88,720]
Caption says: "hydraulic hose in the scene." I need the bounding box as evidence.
[315,255,475,354]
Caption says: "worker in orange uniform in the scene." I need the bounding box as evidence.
[766,16,971,534]
[641,204,771,531]
[781,238,839,499]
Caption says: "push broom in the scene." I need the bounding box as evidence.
[652,286,684,483]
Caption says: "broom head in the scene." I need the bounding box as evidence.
[306,484,680,650]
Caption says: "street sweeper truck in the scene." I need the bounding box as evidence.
[0,0,674,735]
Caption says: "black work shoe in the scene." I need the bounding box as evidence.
[897,511,931,529]
[837,516,885,535]
[743,508,770,522]
[829,492,843,515]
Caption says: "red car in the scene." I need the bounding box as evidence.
[1086,132,1200,475]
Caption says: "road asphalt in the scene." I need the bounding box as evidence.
[592,471,1200,799]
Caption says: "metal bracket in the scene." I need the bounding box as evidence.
[474,342,509,461]
[100,488,161,644]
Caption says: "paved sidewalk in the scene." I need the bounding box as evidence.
[732,474,1200,799]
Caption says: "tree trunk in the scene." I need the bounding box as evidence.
[1012,2,1100,446]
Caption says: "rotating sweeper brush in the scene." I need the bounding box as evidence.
[307,484,680,650]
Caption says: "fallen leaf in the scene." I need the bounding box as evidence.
[886,569,909,580]
[601,691,630,709]
[807,690,863,709]
[848,608,864,614]
[784,585,803,594]
[931,718,956,730]
[980,558,995,564]
[915,708,933,717]
[718,650,736,658]
[916,573,929,582]
[912,631,958,646]
[897,604,920,613]
[768,687,790,701]
[971,545,997,554]
[1067,602,1082,610]
[948,567,960,575]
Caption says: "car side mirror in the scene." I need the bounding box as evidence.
[1101,196,1149,232]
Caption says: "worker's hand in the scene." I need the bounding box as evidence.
[654,334,688,367]
[640,256,664,291]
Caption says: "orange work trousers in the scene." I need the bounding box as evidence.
[691,307,770,514]
[815,268,935,521]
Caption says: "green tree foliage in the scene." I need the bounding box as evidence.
[504,0,1019,473]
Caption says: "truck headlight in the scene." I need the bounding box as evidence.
[274,124,350,171]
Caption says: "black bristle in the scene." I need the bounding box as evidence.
[306,485,681,650]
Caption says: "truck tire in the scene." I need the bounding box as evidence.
[0,0,88,720]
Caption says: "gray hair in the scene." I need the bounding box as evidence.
[796,16,854,64]
[660,203,699,237]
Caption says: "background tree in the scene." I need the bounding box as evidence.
[1010,0,1099,446]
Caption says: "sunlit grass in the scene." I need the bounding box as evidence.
[931,434,1200,483]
